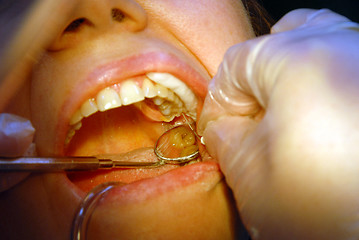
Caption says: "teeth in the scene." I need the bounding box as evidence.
[69,109,83,125]
[81,98,98,117]
[153,97,165,105]
[73,122,82,130]
[167,91,175,102]
[66,73,197,145]
[120,80,145,105]
[146,72,197,118]
[96,87,122,111]
[156,84,169,98]
[142,78,157,98]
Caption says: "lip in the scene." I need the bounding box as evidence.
[53,50,214,199]
[64,161,224,232]
[96,161,223,204]
[54,51,209,155]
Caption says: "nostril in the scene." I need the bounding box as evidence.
[64,18,91,33]
[111,8,125,22]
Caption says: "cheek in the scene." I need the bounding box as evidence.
[30,55,75,154]
[144,0,254,76]
[3,78,32,118]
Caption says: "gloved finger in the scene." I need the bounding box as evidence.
[0,113,35,192]
[197,35,274,136]
[0,113,35,156]
[203,110,359,239]
[197,9,359,137]
[271,8,355,34]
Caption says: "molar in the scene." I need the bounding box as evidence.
[167,91,175,102]
[96,87,122,111]
[146,72,197,118]
[120,80,145,105]
[153,97,165,105]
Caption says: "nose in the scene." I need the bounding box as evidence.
[73,0,147,32]
[50,0,147,50]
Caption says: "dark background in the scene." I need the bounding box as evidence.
[260,0,359,23]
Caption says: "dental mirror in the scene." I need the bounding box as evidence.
[154,124,199,164]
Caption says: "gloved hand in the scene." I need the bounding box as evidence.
[198,9,359,239]
[0,113,35,192]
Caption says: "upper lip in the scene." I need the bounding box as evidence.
[54,51,209,155]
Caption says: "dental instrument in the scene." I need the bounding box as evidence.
[0,118,201,171]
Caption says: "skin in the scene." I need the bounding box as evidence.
[0,0,254,239]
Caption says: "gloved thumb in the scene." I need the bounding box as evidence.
[0,113,35,157]
[203,116,257,165]
[0,113,35,192]
[202,114,268,203]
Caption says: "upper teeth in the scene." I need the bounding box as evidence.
[146,72,197,115]
[66,72,198,144]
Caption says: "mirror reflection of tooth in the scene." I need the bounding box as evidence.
[97,87,122,111]
[120,80,145,105]
[182,131,196,146]
[169,126,195,148]
[180,145,199,157]
[169,131,184,148]
[80,98,98,117]
[69,109,83,125]
[142,78,157,98]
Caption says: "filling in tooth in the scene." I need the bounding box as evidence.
[65,73,198,145]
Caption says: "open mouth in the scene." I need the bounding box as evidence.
[59,52,216,193]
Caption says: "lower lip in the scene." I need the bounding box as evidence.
[68,161,222,202]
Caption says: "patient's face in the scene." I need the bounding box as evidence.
[1,0,254,239]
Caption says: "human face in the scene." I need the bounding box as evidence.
[0,0,254,239]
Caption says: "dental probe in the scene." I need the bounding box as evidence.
[0,115,202,172]
[0,156,167,171]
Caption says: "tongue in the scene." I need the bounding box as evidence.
[66,105,167,156]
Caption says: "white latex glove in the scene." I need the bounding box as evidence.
[0,113,35,192]
[198,9,359,240]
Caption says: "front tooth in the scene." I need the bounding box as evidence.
[142,78,157,98]
[156,84,168,98]
[120,80,145,105]
[80,98,98,117]
[96,87,122,111]
[146,72,197,117]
